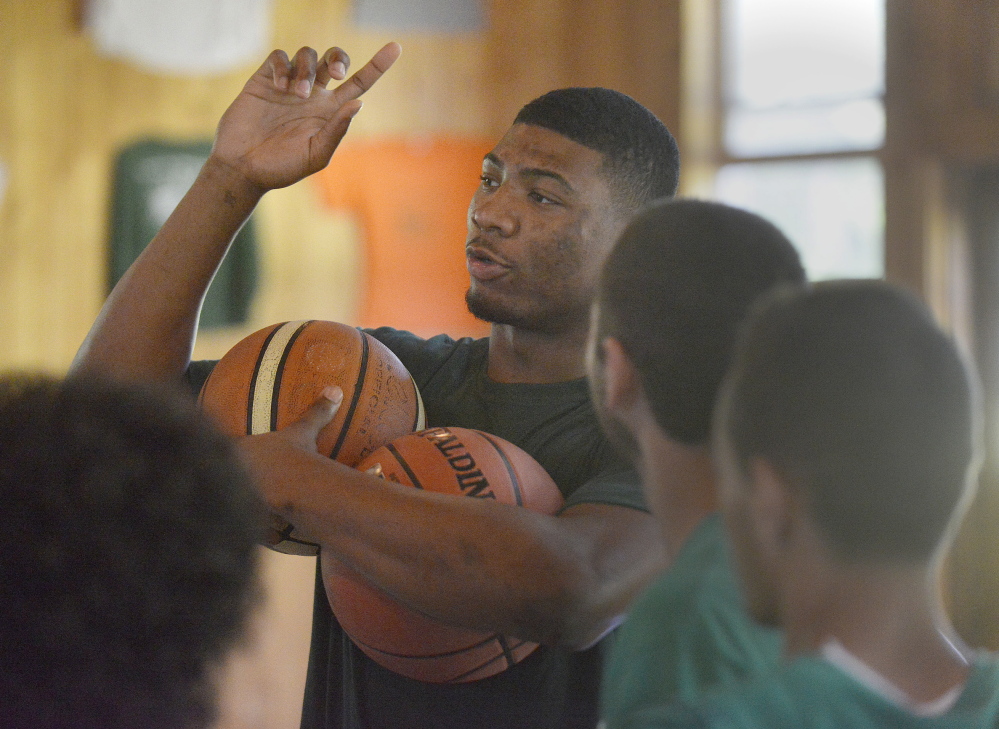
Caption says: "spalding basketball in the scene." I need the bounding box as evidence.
[323,426,564,683]
[199,320,426,555]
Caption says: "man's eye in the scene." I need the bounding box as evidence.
[480,175,499,188]
[530,191,557,204]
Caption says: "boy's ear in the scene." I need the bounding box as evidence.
[746,457,795,560]
[599,337,643,415]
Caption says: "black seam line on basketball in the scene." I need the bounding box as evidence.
[282,535,319,547]
[496,634,517,667]
[409,379,422,431]
[246,323,285,436]
[271,321,312,431]
[480,432,523,506]
[329,329,370,460]
[446,638,530,683]
[349,631,505,660]
[385,442,424,490]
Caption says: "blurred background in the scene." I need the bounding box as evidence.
[2,1,999,727]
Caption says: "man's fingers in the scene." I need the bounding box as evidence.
[263,49,292,91]
[316,47,351,87]
[295,385,344,437]
[290,46,320,98]
[334,41,401,102]
[255,42,398,99]
[313,98,363,157]
[266,513,297,545]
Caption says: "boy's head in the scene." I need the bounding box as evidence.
[588,198,805,464]
[0,375,265,729]
[714,280,981,624]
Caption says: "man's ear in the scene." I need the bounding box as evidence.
[746,457,795,562]
[599,336,643,416]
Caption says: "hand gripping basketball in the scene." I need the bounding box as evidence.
[199,320,426,555]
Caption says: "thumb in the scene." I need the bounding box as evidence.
[293,386,344,439]
[313,99,363,162]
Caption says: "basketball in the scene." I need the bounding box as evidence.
[323,426,564,683]
[198,320,426,555]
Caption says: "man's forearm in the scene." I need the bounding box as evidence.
[72,157,263,381]
[242,432,668,648]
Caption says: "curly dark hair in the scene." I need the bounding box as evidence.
[514,87,680,213]
[0,374,265,729]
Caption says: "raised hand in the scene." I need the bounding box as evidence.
[212,42,401,192]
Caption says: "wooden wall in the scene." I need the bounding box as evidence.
[884,0,999,320]
[484,0,681,140]
[0,0,491,377]
[0,2,680,727]
[883,0,999,651]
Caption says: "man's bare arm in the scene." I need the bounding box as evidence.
[71,43,401,381]
[242,394,669,650]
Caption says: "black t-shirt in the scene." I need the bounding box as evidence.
[187,328,646,729]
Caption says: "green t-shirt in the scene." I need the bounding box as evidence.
[619,653,999,729]
[601,515,782,728]
[187,328,648,729]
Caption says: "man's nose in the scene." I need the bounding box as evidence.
[470,187,519,237]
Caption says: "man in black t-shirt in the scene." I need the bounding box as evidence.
[75,41,680,729]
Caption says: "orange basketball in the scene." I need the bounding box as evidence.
[324,426,564,683]
[198,320,426,555]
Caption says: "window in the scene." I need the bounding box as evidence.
[712,0,886,280]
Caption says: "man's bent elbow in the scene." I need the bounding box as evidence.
[514,588,621,651]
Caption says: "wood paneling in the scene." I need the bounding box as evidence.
[884,0,999,651]
[483,0,682,138]
[0,0,491,375]
[1,1,249,373]
[886,0,999,163]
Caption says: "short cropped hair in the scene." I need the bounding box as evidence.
[0,375,265,729]
[515,87,680,212]
[596,198,806,444]
[720,280,981,562]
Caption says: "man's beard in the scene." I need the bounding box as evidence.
[465,287,585,336]
[465,287,518,326]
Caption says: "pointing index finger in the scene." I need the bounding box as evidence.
[334,42,401,102]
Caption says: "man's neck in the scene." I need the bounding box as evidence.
[636,432,717,561]
[781,559,972,704]
[486,322,588,384]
